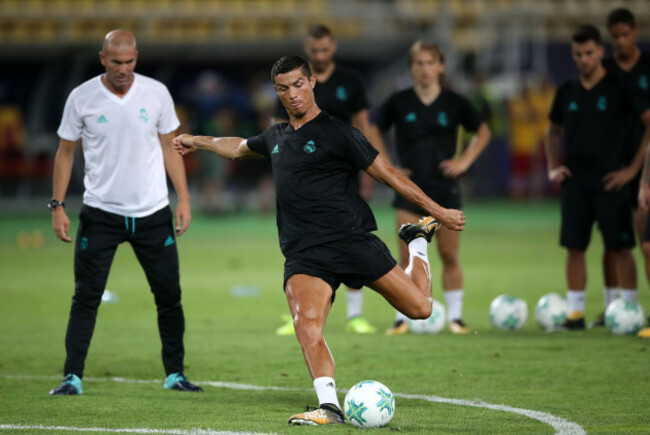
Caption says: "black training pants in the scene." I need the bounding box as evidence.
[63,205,185,378]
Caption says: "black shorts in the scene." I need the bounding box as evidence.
[643,215,650,242]
[560,180,635,250]
[283,233,397,302]
[392,180,461,215]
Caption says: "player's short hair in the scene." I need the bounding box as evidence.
[607,7,636,29]
[408,40,445,66]
[271,56,313,83]
[572,24,602,45]
[306,24,333,40]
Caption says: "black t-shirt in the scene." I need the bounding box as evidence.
[247,111,379,257]
[374,87,483,192]
[273,66,369,124]
[549,73,647,185]
[603,52,650,161]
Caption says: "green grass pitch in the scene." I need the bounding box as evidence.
[0,200,648,434]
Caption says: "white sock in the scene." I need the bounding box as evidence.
[313,377,340,409]
[567,290,586,313]
[444,290,464,322]
[620,288,638,302]
[603,287,619,310]
[395,311,408,323]
[408,237,429,264]
[346,288,363,319]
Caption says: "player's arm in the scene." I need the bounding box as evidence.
[545,122,571,184]
[160,131,191,236]
[51,138,78,242]
[352,110,391,161]
[173,134,260,160]
[365,154,465,231]
[604,109,650,191]
[439,122,491,177]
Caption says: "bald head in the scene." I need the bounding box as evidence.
[102,29,137,54]
[99,30,138,95]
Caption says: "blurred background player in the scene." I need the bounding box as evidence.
[376,41,491,335]
[48,30,202,395]
[594,7,650,327]
[273,24,388,335]
[545,24,650,330]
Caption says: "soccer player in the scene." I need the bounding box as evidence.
[272,24,386,335]
[174,56,465,425]
[595,7,650,328]
[545,24,650,330]
[48,30,202,395]
[376,41,491,335]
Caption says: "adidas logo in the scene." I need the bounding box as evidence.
[272,144,279,154]
[164,235,175,247]
[97,115,108,123]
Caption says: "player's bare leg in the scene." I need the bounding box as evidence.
[373,216,440,323]
[435,227,469,334]
[386,209,426,335]
[285,274,345,425]
[564,248,587,330]
[592,251,619,327]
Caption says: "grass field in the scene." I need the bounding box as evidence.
[1,200,649,434]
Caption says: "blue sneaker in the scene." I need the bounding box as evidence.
[49,374,83,395]
[164,372,203,392]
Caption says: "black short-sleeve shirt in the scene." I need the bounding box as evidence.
[548,73,647,184]
[603,52,650,161]
[247,111,379,257]
[273,66,369,124]
[374,87,483,191]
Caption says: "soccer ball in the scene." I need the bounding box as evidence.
[535,293,568,331]
[490,294,528,331]
[605,299,645,335]
[344,380,395,428]
[406,299,446,334]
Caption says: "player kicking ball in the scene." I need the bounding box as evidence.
[174,56,464,425]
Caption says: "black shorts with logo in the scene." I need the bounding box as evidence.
[283,233,397,302]
[560,179,635,250]
[392,180,461,215]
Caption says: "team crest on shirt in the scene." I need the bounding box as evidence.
[80,237,88,250]
[437,111,448,127]
[639,75,649,90]
[139,108,149,122]
[568,101,578,112]
[405,112,417,122]
[336,86,347,101]
[303,140,316,154]
[597,96,607,112]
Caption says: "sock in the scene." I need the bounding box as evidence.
[603,287,619,310]
[346,288,363,319]
[444,290,464,322]
[395,311,408,323]
[408,237,429,264]
[620,288,638,302]
[313,377,340,409]
[567,290,586,313]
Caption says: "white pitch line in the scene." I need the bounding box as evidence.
[1,374,585,435]
[0,424,271,435]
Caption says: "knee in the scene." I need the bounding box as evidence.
[567,249,584,260]
[408,299,433,320]
[293,313,324,346]
[439,249,458,267]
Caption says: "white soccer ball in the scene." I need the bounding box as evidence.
[605,299,645,335]
[344,380,395,428]
[490,294,528,331]
[406,299,446,334]
[535,293,568,331]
